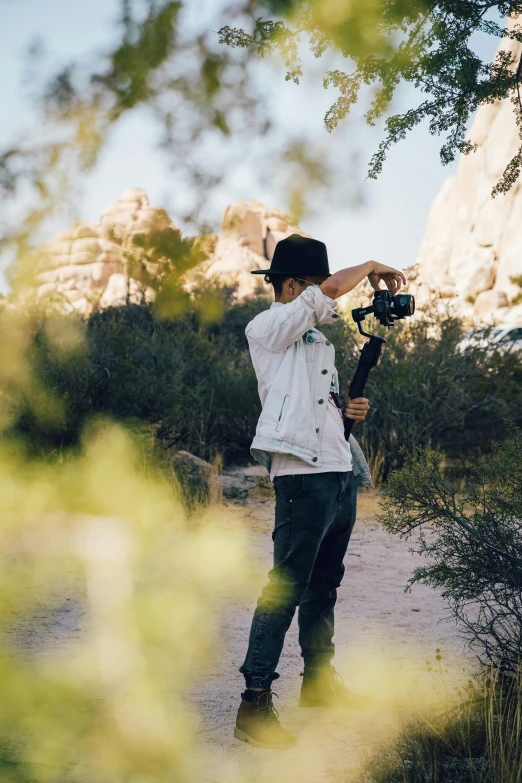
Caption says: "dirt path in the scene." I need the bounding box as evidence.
[6,469,472,783]
[189,471,472,783]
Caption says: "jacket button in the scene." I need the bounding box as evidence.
[312,457,318,462]
[321,369,327,374]
[318,399,324,404]
[315,428,319,433]
[332,314,339,318]
[326,340,331,346]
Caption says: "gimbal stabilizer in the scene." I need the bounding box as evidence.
[343,290,415,441]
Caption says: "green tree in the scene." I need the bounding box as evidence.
[219,1,522,194]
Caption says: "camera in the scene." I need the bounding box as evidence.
[351,290,415,336]
[372,290,415,327]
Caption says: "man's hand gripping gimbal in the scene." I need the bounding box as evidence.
[343,290,415,441]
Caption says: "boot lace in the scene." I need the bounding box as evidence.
[327,665,350,695]
[256,690,280,726]
[331,666,346,689]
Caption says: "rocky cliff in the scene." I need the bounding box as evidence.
[415,30,522,325]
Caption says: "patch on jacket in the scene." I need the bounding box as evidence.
[303,329,318,344]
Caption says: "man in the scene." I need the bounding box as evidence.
[234,234,406,750]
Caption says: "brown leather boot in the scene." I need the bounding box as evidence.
[234,690,297,749]
[299,665,373,709]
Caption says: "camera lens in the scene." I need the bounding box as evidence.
[393,293,415,318]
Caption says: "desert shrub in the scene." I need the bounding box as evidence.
[331,303,522,482]
[485,673,522,783]
[6,289,269,463]
[359,688,487,783]
[359,673,522,783]
[6,293,522,476]
[378,430,522,676]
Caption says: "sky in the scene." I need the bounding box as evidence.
[0,1,502,289]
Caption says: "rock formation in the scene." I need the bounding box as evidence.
[171,450,219,511]
[415,29,522,325]
[36,188,170,315]
[36,221,124,316]
[197,200,306,300]
[34,192,303,314]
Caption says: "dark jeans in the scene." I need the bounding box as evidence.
[239,470,357,690]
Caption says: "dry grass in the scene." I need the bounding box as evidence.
[358,673,522,783]
[357,488,384,521]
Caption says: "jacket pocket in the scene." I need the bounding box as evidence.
[274,394,290,432]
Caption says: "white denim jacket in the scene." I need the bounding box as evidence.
[246,285,372,487]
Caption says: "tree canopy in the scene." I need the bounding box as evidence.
[219,1,522,195]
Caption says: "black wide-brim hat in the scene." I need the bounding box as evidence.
[251,233,331,278]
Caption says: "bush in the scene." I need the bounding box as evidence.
[5,293,522,478]
[7,290,269,464]
[378,430,522,676]
[360,351,522,782]
[331,302,522,482]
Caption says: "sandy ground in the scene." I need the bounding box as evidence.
[187,471,473,783]
[5,469,473,783]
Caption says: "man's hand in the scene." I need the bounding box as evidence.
[344,381,370,422]
[367,262,407,295]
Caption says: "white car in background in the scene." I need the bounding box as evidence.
[457,324,522,354]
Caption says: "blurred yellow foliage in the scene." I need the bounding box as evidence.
[0,412,250,782]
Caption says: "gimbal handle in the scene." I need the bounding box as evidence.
[343,332,386,440]
[343,289,415,439]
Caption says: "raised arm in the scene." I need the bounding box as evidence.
[246,285,339,353]
[247,261,407,353]
[320,261,407,299]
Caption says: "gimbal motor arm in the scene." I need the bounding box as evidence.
[343,289,414,441]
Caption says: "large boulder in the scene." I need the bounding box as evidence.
[416,177,458,294]
[36,222,123,314]
[100,188,173,244]
[38,222,121,271]
[34,191,183,315]
[473,289,509,320]
[458,249,497,301]
[171,450,218,510]
[202,200,308,300]
[101,188,183,286]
